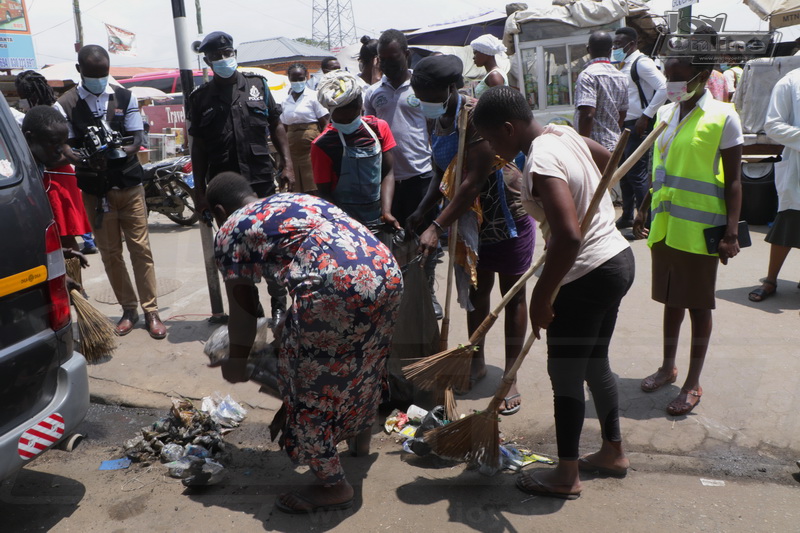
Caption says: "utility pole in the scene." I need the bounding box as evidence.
[195,0,209,83]
[72,0,83,52]
[171,0,226,320]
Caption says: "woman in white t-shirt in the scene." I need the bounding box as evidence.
[474,86,634,500]
[280,63,329,194]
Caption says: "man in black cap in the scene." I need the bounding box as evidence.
[189,31,294,323]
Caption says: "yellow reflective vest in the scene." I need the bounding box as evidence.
[648,99,733,256]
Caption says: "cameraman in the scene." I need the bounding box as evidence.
[56,44,166,339]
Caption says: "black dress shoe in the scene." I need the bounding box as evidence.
[615,218,634,229]
[81,245,98,255]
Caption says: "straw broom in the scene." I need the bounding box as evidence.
[425,123,668,466]
[430,101,471,417]
[70,289,117,363]
[65,257,82,289]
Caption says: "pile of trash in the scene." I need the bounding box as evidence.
[123,395,247,486]
[387,404,554,475]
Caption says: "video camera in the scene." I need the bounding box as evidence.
[75,120,134,161]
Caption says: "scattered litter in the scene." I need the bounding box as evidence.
[398,425,417,439]
[406,405,428,423]
[200,393,247,428]
[99,458,132,470]
[700,478,726,487]
[384,409,409,433]
[181,458,226,487]
[500,445,554,471]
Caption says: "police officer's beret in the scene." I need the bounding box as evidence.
[198,31,234,53]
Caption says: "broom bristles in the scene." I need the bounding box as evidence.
[70,289,117,363]
[65,257,82,286]
[425,410,501,469]
[444,386,459,422]
[401,344,474,392]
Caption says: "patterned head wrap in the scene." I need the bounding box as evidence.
[316,70,362,109]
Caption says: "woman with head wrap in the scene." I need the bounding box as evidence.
[207,172,403,513]
[280,63,329,195]
[407,55,536,415]
[311,70,401,235]
[470,34,508,98]
[357,35,381,88]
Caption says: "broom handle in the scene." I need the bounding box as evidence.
[439,104,470,351]
[468,125,664,346]
[610,121,667,189]
[485,126,659,409]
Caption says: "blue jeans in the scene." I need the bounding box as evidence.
[82,233,95,248]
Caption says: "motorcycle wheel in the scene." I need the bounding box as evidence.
[163,180,200,226]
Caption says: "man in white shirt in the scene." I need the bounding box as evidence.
[612,27,667,231]
[56,45,166,339]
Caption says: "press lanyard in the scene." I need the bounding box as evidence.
[658,104,698,162]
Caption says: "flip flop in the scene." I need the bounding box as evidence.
[275,492,354,515]
[515,473,580,500]
[578,456,628,478]
[499,393,521,416]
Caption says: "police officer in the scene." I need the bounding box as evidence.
[56,45,166,339]
[189,31,294,323]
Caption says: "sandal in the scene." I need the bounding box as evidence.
[666,387,703,416]
[749,280,777,302]
[640,367,678,392]
[578,456,628,478]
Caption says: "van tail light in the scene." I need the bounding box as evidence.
[45,222,71,331]
[181,160,192,173]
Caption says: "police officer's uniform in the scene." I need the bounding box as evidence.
[190,31,287,318]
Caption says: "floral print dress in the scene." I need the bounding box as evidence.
[215,193,404,485]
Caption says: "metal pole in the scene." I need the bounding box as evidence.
[72,0,83,52]
[195,0,209,83]
[171,0,226,319]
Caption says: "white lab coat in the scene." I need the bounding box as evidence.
[765,68,800,213]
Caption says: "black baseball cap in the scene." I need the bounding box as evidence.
[198,31,234,53]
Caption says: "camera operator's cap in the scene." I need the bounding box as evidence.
[198,31,234,53]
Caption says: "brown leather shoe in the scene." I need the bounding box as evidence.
[144,311,167,340]
[115,309,139,336]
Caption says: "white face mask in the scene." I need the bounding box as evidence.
[666,73,703,103]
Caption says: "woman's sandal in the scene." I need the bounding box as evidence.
[749,280,777,302]
[640,367,678,392]
[666,387,702,416]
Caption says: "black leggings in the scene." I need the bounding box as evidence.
[546,247,635,460]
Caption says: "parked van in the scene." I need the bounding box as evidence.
[0,92,89,481]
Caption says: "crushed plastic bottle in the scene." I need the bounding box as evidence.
[160,443,185,463]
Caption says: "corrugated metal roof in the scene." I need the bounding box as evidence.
[238,37,332,64]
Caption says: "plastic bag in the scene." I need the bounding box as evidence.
[406,405,447,457]
[200,393,247,428]
[160,443,185,463]
[181,458,226,486]
[204,317,272,366]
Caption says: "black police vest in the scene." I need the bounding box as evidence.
[57,86,144,195]
[189,73,274,188]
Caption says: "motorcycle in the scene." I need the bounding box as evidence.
[142,155,199,226]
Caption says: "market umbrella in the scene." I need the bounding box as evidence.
[745,0,800,29]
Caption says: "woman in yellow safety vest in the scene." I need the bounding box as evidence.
[633,54,743,416]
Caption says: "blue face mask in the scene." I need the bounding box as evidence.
[211,56,238,78]
[719,63,729,71]
[82,76,108,95]
[290,81,306,93]
[420,100,448,120]
[611,47,627,63]
[332,116,363,135]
